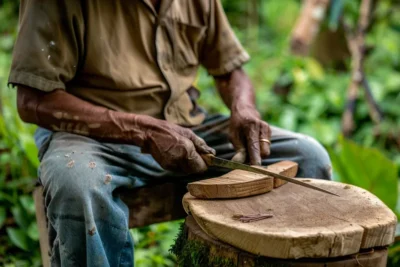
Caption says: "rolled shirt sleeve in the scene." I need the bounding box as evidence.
[8,0,84,92]
[200,0,250,76]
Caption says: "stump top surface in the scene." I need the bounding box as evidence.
[183,178,397,259]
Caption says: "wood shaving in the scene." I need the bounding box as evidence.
[232,213,273,223]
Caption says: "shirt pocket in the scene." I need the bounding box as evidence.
[163,19,207,74]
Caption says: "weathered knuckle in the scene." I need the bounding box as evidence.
[182,128,194,137]
[181,138,193,148]
[195,136,206,145]
[160,160,175,171]
[245,120,258,129]
[261,120,269,128]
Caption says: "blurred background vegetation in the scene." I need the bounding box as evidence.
[0,0,399,266]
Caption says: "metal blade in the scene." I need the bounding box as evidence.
[208,155,340,197]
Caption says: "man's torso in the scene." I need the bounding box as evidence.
[69,0,209,125]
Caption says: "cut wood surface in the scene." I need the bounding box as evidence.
[187,161,298,199]
[183,179,397,259]
[183,215,389,267]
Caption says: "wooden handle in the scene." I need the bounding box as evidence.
[200,154,214,166]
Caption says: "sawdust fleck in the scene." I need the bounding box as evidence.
[53,112,62,119]
[302,179,312,182]
[88,123,101,129]
[89,161,96,169]
[67,160,75,168]
[88,227,96,236]
[344,185,351,189]
[104,174,112,184]
[64,154,70,158]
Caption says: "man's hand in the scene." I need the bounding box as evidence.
[214,68,271,165]
[230,104,271,165]
[139,117,215,173]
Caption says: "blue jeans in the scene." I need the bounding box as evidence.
[35,115,331,266]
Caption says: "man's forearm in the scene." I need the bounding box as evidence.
[17,85,215,173]
[214,68,257,112]
[213,68,271,164]
[17,85,150,146]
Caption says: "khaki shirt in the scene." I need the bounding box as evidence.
[9,0,249,126]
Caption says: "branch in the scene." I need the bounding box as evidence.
[290,0,331,56]
[341,0,382,136]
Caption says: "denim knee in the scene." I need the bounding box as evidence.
[39,149,132,266]
[41,154,100,206]
[39,151,126,222]
[295,134,332,180]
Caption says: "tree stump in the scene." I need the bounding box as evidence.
[171,215,389,267]
[175,178,397,266]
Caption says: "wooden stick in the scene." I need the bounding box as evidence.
[341,0,382,136]
[361,76,384,124]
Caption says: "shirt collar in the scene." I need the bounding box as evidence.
[141,0,174,18]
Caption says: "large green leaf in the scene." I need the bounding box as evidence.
[6,227,30,251]
[19,195,36,215]
[19,133,39,168]
[329,136,398,210]
[27,222,39,241]
[11,205,30,229]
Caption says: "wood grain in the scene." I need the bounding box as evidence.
[184,215,388,267]
[187,161,298,199]
[183,179,397,259]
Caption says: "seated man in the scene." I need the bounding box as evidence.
[9,0,331,266]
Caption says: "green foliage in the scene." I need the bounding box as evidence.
[0,51,41,265]
[389,239,400,267]
[329,135,398,210]
[131,220,181,266]
[0,0,399,266]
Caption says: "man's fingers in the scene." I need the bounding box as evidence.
[184,129,216,155]
[182,145,208,174]
[260,121,271,158]
[187,153,208,174]
[230,130,247,163]
[231,148,247,163]
[246,123,261,165]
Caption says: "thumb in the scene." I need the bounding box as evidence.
[230,130,247,163]
[231,148,247,163]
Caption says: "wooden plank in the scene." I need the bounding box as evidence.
[187,161,298,199]
[183,179,397,259]
[119,182,187,228]
[33,187,50,267]
[270,161,298,188]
